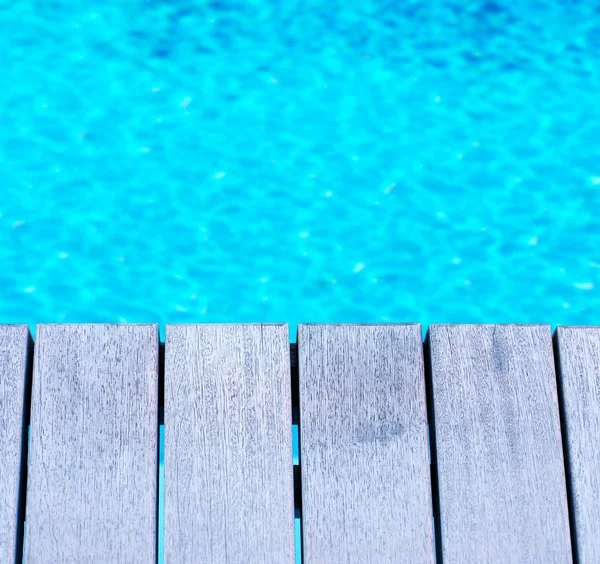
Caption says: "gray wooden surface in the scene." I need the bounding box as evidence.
[24,324,159,564]
[555,326,600,563]
[164,324,295,563]
[428,324,572,564]
[298,324,434,563]
[0,325,31,564]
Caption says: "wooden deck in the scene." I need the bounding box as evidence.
[0,323,598,563]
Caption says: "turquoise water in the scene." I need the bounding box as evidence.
[1,1,599,330]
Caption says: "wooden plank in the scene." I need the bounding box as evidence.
[24,324,159,564]
[0,325,31,564]
[555,326,600,563]
[164,324,295,563]
[428,324,572,564]
[298,324,434,563]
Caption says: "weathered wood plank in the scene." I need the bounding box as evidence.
[164,324,295,563]
[428,324,572,564]
[24,324,159,564]
[0,325,31,564]
[555,326,600,563]
[298,324,434,563]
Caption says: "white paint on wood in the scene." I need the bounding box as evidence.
[555,326,600,563]
[0,325,31,564]
[164,324,295,563]
[24,324,159,564]
[428,324,572,563]
[298,324,434,563]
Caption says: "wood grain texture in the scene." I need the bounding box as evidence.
[428,324,572,564]
[0,325,31,564]
[298,324,434,564]
[164,324,295,563]
[555,326,600,563]
[24,324,159,564]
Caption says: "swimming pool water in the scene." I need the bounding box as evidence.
[1,0,599,332]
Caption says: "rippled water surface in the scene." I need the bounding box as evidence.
[1,0,599,331]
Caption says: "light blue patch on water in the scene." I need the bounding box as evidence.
[295,513,302,564]
[293,424,299,465]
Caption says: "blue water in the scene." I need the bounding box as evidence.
[1,0,599,330]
